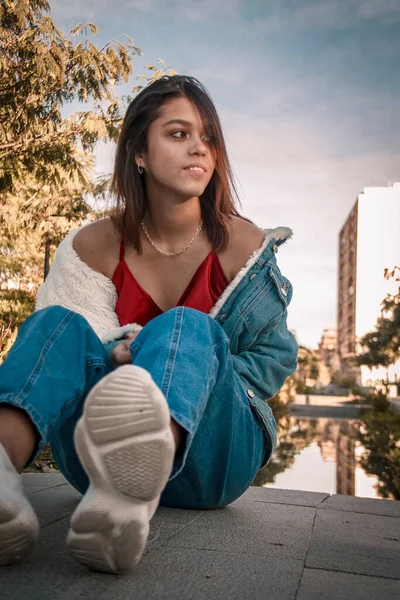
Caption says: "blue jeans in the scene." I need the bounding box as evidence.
[0,306,269,509]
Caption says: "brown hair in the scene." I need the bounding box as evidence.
[110,75,242,252]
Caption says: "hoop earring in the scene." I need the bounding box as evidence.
[137,165,144,175]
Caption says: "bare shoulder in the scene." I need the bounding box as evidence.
[219,216,265,281]
[72,217,120,279]
[228,216,264,250]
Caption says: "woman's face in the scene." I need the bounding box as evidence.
[137,96,216,202]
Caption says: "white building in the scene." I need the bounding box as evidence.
[338,183,400,392]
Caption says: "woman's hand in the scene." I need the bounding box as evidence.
[110,332,139,367]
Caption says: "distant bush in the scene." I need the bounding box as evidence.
[295,381,317,395]
[0,289,34,330]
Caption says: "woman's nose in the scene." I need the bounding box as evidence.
[189,135,207,155]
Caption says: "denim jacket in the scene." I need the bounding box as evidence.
[209,231,298,449]
[36,225,298,451]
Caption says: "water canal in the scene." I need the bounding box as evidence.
[252,396,400,501]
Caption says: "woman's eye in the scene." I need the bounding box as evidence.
[170,131,213,143]
[171,131,187,138]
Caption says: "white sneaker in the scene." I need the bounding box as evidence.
[0,442,40,565]
[67,365,175,574]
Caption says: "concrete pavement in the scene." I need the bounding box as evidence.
[1,473,399,600]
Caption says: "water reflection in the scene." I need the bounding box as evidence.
[253,397,400,501]
[253,416,317,488]
[320,420,356,496]
[357,397,400,501]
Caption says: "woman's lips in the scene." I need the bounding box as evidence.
[183,165,207,176]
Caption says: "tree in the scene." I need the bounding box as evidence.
[295,345,320,392]
[1,0,141,194]
[0,0,173,326]
[357,392,400,500]
[356,267,400,372]
[0,169,93,288]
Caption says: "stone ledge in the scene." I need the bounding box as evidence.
[318,493,400,517]
[1,473,398,600]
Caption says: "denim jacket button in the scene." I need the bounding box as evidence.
[247,388,255,398]
[249,273,257,281]
[220,314,227,323]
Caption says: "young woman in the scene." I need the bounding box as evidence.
[0,76,298,574]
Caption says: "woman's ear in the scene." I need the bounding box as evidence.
[135,152,146,172]
[135,150,144,163]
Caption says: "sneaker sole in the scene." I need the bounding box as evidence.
[66,365,175,574]
[0,478,39,566]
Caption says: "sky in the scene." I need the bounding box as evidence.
[50,0,400,348]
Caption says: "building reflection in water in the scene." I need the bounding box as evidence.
[253,417,371,497]
[317,420,356,496]
[253,392,399,499]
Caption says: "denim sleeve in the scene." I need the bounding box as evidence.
[232,311,298,400]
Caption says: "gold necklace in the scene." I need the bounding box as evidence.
[140,219,204,256]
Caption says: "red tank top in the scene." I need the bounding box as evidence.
[112,243,229,327]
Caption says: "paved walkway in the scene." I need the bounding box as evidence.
[2,474,400,599]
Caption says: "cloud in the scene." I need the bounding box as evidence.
[51,0,241,24]
[253,0,400,33]
[49,0,400,36]
[355,0,400,20]
[192,63,247,87]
